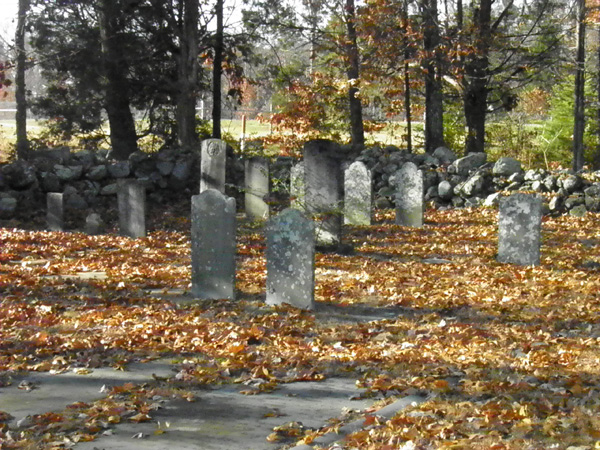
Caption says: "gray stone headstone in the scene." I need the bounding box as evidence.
[85,213,105,235]
[393,162,424,227]
[290,162,305,210]
[304,140,343,246]
[266,208,315,310]
[47,193,64,232]
[244,157,269,220]
[497,193,542,266]
[200,139,227,193]
[191,189,236,299]
[344,161,372,226]
[117,179,146,239]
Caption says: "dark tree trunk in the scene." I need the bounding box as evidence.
[177,0,200,149]
[422,0,444,153]
[573,0,586,172]
[402,0,412,153]
[463,0,491,154]
[98,0,138,160]
[595,27,600,170]
[344,0,365,146]
[15,0,29,160]
[212,0,223,139]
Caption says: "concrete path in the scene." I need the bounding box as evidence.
[1,359,427,450]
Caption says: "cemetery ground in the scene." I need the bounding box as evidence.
[2,204,600,449]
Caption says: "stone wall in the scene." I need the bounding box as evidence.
[356,145,600,217]
[1,143,600,221]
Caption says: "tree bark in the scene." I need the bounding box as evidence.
[572,0,586,172]
[422,0,444,152]
[595,26,600,170]
[463,0,491,154]
[344,0,365,146]
[98,0,138,160]
[402,0,412,153]
[176,0,200,149]
[15,0,29,161]
[212,0,223,139]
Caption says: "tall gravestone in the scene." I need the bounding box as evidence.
[266,208,315,310]
[191,189,236,299]
[498,193,542,266]
[304,139,343,246]
[244,157,269,220]
[200,139,227,193]
[344,161,372,226]
[393,162,424,227]
[47,193,64,232]
[290,161,305,210]
[117,179,146,238]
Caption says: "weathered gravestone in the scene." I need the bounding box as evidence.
[392,162,424,227]
[304,139,343,246]
[266,208,315,310]
[117,179,146,238]
[200,139,227,193]
[191,189,236,299]
[84,213,105,236]
[290,161,305,210]
[497,193,542,266]
[344,161,372,226]
[47,193,64,232]
[244,157,269,220]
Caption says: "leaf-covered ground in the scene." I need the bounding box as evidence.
[1,206,600,449]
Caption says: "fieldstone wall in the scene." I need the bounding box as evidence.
[1,143,600,221]
[356,145,600,217]
[0,146,245,220]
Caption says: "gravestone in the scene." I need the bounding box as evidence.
[344,161,372,226]
[266,208,315,310]
[200,139,227,193]
[304,139,343,246]
[290,161,305,210]
[393,162,424,227]
[497,193,542,266]
[191,189,236,299]
[244,157,269,220]
[84,213,105,235]
[47,193,64,232]
[117,179,146,238]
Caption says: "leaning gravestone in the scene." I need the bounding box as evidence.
[497,193,542,266]
[266,208,315,310]
[117,179,146,238]
[244,157,269,220]
[393,162,424,227]
[200,139,227,193]
[290,161,305,210]
[344,161,372,226]
[304,139,343,246]
[191,189,236,299]
[47,193,64,232]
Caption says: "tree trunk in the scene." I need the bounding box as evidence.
[212,0,223,139]
[176,0,200,149]
[345,0,365,146]
[463,0,491,154]
[422,0,444,152]
[572,0,586,172]
[595,26,600,170]
[15,0,29,161]
[402,0,412,152]
[98,0,138,160]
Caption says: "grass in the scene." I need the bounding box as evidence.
[0,118,425,162]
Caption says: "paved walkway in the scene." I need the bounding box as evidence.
[1,357,425,450]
